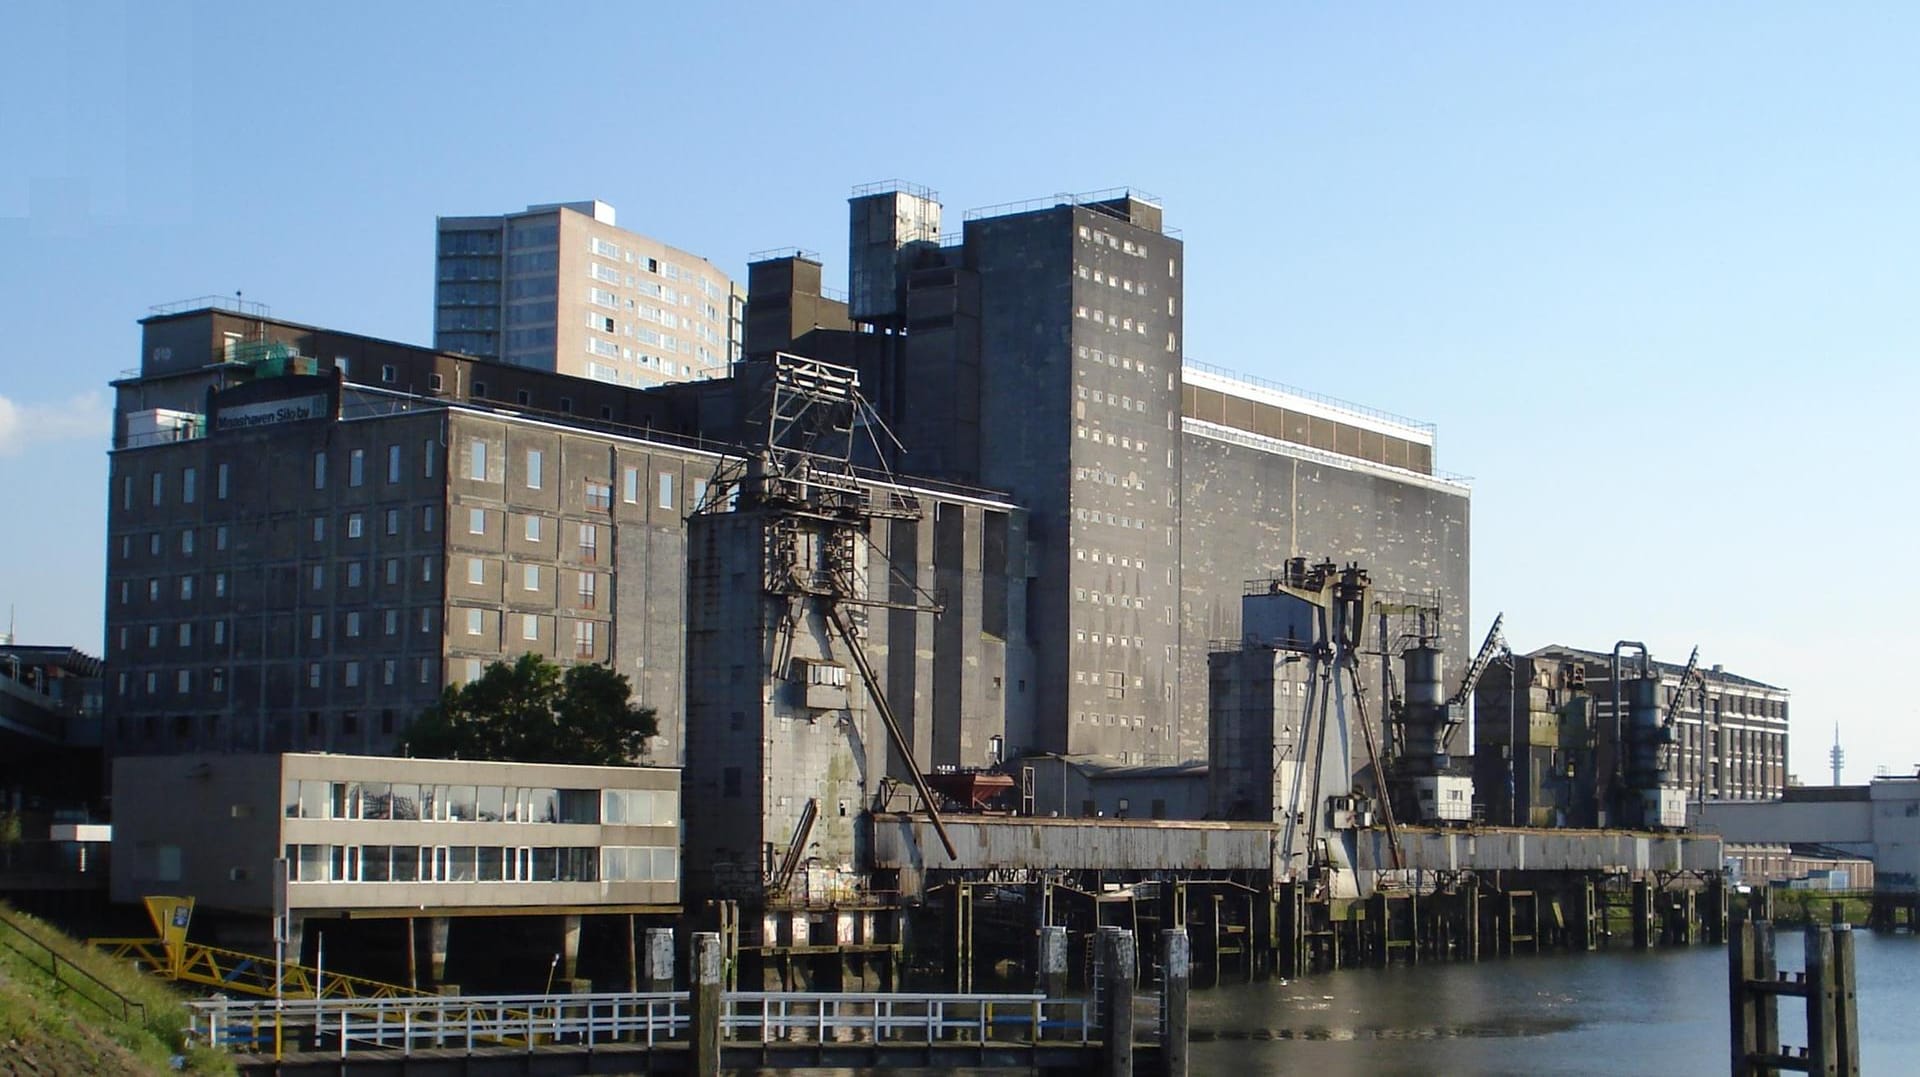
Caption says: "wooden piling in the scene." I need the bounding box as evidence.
[692,932,722,1077]
[1160,929,1190,1077]
[1099,927,1137,1077]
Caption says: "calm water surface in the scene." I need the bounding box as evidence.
[1189,929,1920,1076]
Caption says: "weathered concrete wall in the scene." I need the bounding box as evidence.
[1179,426,1471,764]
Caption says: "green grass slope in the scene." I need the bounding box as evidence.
[0,901,232,1076]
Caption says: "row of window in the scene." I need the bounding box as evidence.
[1074,306,1153,335]
[307,442,439,492]
[465,441,692,510]
[282,843,676,884]
[282,781,675,826]
[456,608,601,657]
[1077,224,1161,263]
[1074,263,1151,297]
[1075,345,1163,380]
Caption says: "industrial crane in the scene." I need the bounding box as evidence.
[1443,610,1512,752]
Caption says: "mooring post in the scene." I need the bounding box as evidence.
[1039,924,1069,999]
[1160,928,1190,1077]
[1099,926,1136,1077]
[645,927,675,993]
[1729,919,1758,1077]
[1631,879,1651,950]
[1755,920,1778,1062]
[1806,923,1838,1077]
[1465,885,1481,962]
[1834,925,1860,1077]
[692,931,722,1077]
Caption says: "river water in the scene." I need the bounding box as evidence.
[1189,929,1920,1076]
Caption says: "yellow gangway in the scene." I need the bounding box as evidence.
[91,897,533,1050]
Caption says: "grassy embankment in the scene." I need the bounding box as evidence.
[0,901,233,1076]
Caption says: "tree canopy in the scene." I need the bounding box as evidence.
[401,653,657,766]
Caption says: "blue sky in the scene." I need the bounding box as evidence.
[3,2,1914,782]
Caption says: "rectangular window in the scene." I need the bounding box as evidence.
[523,564,539,591]
[381,659,396,686]
[578,523,597,561]
[573,620,595,658]
[348,449,365,487]
[213,572,227,597]
[421,506,436,533]
[466,609,483,635]
[151,471,164,506]
[522,614,539,641]
[658,473,673,509]
[585,481,611,510]
[180,529,194,555]
[178,623,192,646]
[311,565,324,590]
[420,556,434,582]
[347,562,363,587]
[525,515,542,542]
[526,449,543,489]
[423,439,437,478]
[215,463,230,500]
[468,507,486,535]
[177,670,191,693]
[385,509,400,536]
[312,452,327,490]
[178,576,194,600]
[310,613,324,640]
[622,466,639,503]
[346,612,362,637]
[182,467,197,504]
[344,661,361,688]
[347,513,363,539]
[386,444,401,483]
[307,663,322,689]
[213,620,225,645]
[384,609,399,635]
[384,558,399,585]
[312,517,326,543]
[467,558,484,585]
[469,440,487,481]
[578,573,596,609]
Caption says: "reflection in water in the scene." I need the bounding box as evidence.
[1190,930,1918,1077]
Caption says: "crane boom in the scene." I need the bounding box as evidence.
[1663,646,1701,725]
[1447,612,1508,708]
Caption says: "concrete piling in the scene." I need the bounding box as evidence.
[1039,924,1068,999]
[644,927,675,992]
[692,931,722,1077]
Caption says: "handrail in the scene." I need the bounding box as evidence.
[0,908,148,1025]
[187,988,1110,1055]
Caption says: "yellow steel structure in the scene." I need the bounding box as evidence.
[90,895,422,1001]
[92,897,536,1051]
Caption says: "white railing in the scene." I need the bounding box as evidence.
[189,989,1103,1057]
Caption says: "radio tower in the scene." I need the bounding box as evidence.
[1830,723,1845,786]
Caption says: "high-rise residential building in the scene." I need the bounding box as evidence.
[434,201,744,387]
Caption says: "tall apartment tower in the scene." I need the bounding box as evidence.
[434,201,744,387]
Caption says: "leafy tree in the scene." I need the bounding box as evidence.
[402,653,657,765]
